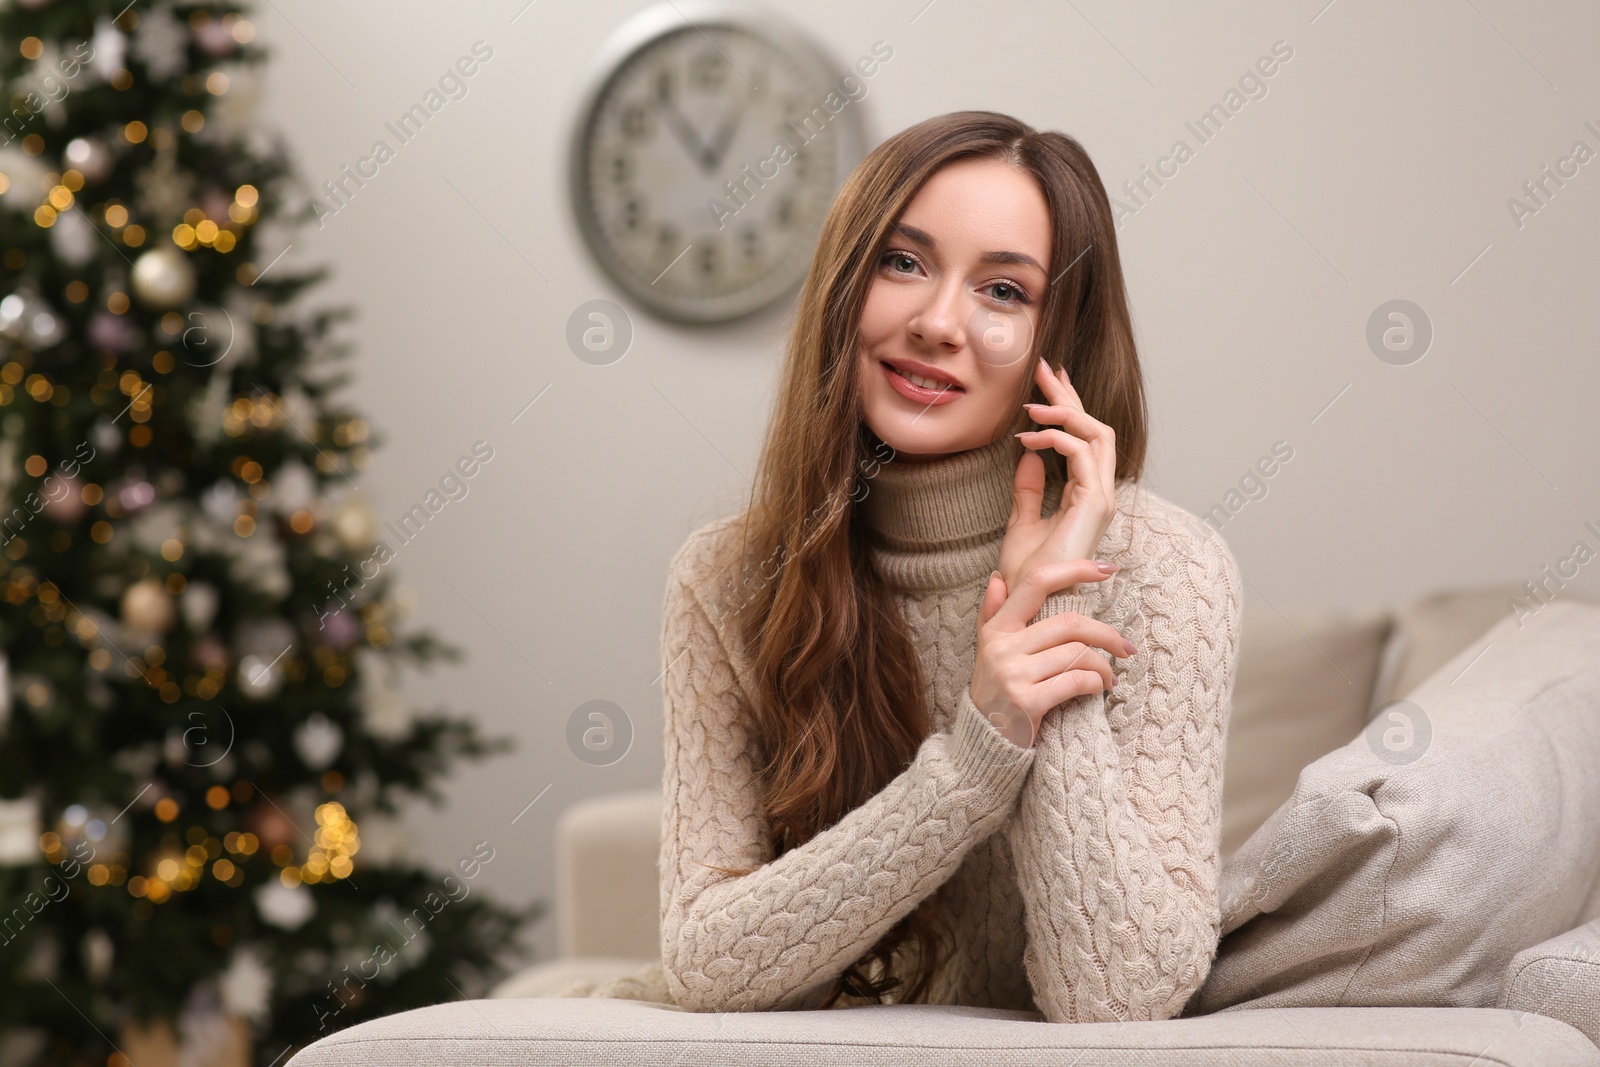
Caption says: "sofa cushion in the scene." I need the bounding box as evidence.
[1193,601,1600,1016]
[1221,603,1393,861]
[490,957,659,999]
[1498,914,1600,1048]
[555,789,660,959]
[1371,585,1530,709]
[284,997,1600,1066]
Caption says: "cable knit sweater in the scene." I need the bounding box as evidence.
[557,435,1244,1023]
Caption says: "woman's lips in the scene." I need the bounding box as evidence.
[881,361,963,405]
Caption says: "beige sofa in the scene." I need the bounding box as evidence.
[289,586,1600,1065]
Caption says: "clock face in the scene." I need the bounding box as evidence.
[570,4,864,323]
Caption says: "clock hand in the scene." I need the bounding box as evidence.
[653,73,715,171]
[702,103,746,170]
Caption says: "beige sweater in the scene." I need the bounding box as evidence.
[558,435,1244,1023]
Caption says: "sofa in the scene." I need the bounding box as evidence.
[288,585,1600,1065]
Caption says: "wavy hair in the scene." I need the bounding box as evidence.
[703,110,1149,1007]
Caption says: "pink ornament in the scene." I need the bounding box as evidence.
[41,475,87,522]
[317,607,360,652]
[88,310,137,352]
[194,20,238,57]
[202,187,233,222]
[192,633,230,671]
[117,479,156,512]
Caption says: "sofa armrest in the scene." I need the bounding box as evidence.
[1497,914,1600,1045]
[555,788,662,959]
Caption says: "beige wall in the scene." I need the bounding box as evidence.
[253,0,1600,966]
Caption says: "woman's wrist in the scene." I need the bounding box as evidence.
[983,702,1035,749]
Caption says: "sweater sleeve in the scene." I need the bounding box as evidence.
[657,537,1036,1013]
[1004,514,1243,1023]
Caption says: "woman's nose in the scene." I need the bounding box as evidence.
[908,286,966,350]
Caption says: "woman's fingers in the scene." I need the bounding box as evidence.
[988,558,1116,633]
[978,570,1008,629]
[1034,357,1080,410]
[1009,443,1046,525]
[1017,612,1134,660]
[1015,426,1092,465]
[1025,641,1115,692]
[1037,667,1115,710]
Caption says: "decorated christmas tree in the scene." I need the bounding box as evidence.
[0,2,537,1062]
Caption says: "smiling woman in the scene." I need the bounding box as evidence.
[563,111,1244,1024]
[857,159,1054,461]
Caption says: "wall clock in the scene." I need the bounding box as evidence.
[568,1,867,323]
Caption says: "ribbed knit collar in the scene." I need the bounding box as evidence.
[860,434,1066,593]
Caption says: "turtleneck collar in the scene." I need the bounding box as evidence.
[859,434,1066,593]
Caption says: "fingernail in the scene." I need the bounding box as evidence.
[1096,561,1119,573]
[1122,641,1138,656]
[989,570,1002,583]
[1021,402,1041,409]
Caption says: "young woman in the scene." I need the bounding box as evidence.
[564,110,1243,1024]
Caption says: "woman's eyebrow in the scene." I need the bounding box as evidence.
[890,222,1046,276]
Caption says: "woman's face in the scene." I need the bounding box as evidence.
[856,157,1053,463]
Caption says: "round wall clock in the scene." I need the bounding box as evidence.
[568,1,867,324]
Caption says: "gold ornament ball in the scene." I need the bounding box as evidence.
[121,577,176,634]
[131,246,197,308]
[330,496,378,551]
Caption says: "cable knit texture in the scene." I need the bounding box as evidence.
[554,435,1244,1023]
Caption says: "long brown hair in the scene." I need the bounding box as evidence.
[702,111,1149,1007]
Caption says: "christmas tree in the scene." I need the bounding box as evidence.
[0,2,537,1063]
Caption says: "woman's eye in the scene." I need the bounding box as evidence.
[988,282,1029,306]
[880,251,919,274]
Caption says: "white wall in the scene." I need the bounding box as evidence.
[253,0,1600,966]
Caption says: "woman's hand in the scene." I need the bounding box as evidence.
[969,558,1135,749]
[998,358,1119,597]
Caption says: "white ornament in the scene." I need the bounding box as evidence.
[236,618,295,660]
[230,534,289,601]
[0,287,65,348]
[131,5,187,81]
[90,17,128,81]
[224,288,259,366]
[131,246,196,308]
[190,372,232,449]
[0,146,48,206]
[181,582,219,630]
[357,651,411,741]
[12,45,68,129]
[255,880,315,930]
[271,460,315,513]
[125,500,184,555]
[352,813,416,866]
[64,137,113,183]
[236,655,283,701]
[198,478,239,525]
[195,63,260,144]
[48,207,96,266]
[218,946,273,1022]
[293,713,343,770]
[330,495,378,551]
[81,929,113,983]
[0,796,40,865]
[89,420,122,455]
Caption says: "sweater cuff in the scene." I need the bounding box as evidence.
[950,685,1035,786]
[1035,588,1099,624]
